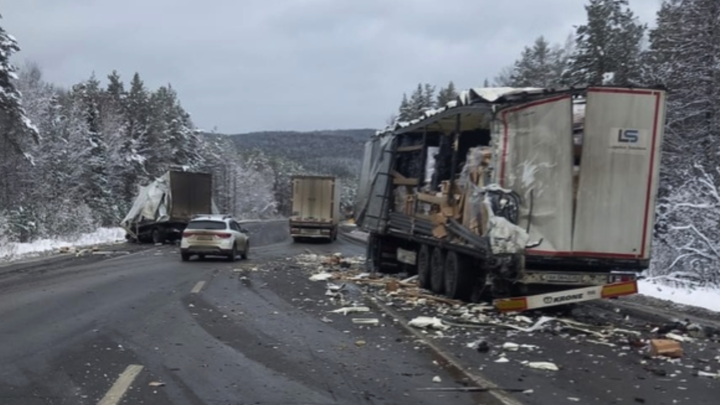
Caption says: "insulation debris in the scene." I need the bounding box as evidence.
[408,316,450,331]
[524,361,559,371]
[309,272,334,281]
[330,306,371,315]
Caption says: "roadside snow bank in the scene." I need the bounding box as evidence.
[0,227,126,261]
[639,279,720,313]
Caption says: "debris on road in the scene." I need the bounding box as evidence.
[148,381,166,387]
[287,250,720,393]
[524,361,559,371]
[309,272,334,281]
[649,339,683,358]
[351,318,380,325]
[329,306,370,315]
[408,316,450,331]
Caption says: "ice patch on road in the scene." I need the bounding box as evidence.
[0,227,126,261]
[639,279,720,312]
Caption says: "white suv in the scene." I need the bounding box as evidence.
[180,215,250,262]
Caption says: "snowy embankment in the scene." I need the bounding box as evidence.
[0,227,126,262]
[638,279,720,313]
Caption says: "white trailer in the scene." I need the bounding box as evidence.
[355,86,668,308]
[289,175,341,242]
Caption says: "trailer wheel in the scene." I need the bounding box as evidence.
[430,247,445,294]
[444,251,474,301]
[152,228,164,245]
[417,245,431,289]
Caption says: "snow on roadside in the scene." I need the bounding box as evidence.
[639,279,720,313]
[0,227,126,262]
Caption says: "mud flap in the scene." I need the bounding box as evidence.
[493,280,639,312]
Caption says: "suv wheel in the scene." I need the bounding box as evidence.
[227,243,237,262]
[241,241,249,260]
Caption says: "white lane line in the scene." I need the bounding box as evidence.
[190,280,206,294]
[97,364,144,405]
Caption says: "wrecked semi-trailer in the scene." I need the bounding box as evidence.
[289,175,341,242]
[121,170,215,244]
[354,86,668,309]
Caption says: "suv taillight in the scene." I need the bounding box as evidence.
[183,232,194,237]
[216,233,232,239]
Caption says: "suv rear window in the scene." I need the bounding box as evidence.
[186,220,227,230]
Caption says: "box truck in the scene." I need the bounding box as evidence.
[289,175,340,242]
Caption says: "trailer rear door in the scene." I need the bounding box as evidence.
[571,88,666,260]
[495,95,575,253]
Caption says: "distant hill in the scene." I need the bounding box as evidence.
[201,129,376,215]
[228,129,374,179]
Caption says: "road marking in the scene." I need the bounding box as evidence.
[97,364,144,405]
[191,281,206,294]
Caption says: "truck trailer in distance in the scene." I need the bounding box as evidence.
[121,170,215,244]
[355,86,668,309]
[289,175,340,242]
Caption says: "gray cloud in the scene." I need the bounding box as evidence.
[1,0,662,133]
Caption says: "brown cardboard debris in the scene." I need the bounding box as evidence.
[432,224,447,239]
[649,339,683,358]
[385,279,400,292]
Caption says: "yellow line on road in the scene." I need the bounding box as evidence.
[97,364,144,405]
[191,281,206,294]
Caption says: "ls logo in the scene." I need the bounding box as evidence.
[617,129,639,143]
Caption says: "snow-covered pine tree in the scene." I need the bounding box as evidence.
[0,15,39,154]
[408,84,424,119]
[422,83,436,111]
[398,93,413,121]
[565,0,646,86]
[69,76,113,225]
[120,72,150,201]
[644,0,720,284]
[436,81,457,107]
[493,66,515,87]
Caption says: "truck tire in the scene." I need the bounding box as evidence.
[417,245,431,289]
[181,251,190,261]
[444,251,474,301]
[152,228,164,245]
[430,247,445,294]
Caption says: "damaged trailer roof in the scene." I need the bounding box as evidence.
[377,86,553,137]
[375,86,621,138]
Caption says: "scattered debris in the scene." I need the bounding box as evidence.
[148,381,165,387]
[408,316,450,331]
[288,250,718,391]
[466,339,490,353]
[309,272,334,281]
[525,361,559,371]
[330,306,370,315]
[352,318,380,326]
[432,376,442,383]
[649,339,683,358]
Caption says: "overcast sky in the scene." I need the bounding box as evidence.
[2,0,662,133]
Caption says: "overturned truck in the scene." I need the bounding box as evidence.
[121,170,216,244]
[355,86,667,309]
